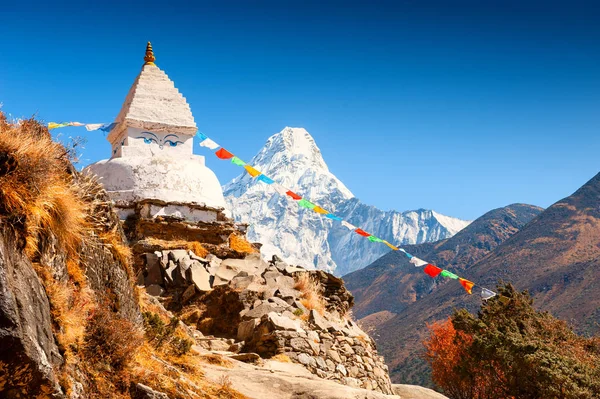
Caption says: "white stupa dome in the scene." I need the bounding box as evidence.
[86,42,226,220]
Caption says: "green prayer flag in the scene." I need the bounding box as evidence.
[298,199,316,209]
[368,236,384,243]
[231,156,246,166]
[441,270,459,279]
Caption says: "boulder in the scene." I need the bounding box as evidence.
[131,383,169,399]
[144,252,163,286]
[244,303,282,320]
[237,319,260,341]
[145,284,165,297]
[309,310,331,331]
[185,264,212,292]
[266,312,304,332]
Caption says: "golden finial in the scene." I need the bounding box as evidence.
[144,41,155,65]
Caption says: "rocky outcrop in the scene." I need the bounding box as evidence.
[138,249,394,394]
[0,227,63,397]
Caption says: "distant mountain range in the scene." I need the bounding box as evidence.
[346,172,600,385]
[223,127,470,275]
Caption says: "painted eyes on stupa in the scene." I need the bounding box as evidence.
[137,132,183,149]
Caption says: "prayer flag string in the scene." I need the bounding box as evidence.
[46,121,497,299]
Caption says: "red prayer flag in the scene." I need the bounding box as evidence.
[459,278,475,294]
[215,148,234,159]
[355,229,370,237]
[285,191,302,200]
[423,264,442,278]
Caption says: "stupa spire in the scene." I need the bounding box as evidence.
[144,41,155,65]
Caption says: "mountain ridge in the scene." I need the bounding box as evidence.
[224,127,470,275]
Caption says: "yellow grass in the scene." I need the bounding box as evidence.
[270,354,292,363]
[144,237,209,258]
[294,273,326,316]
[228,233,256,254]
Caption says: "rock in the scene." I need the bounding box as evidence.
[238,319,260,341]
[229,352,261,363]
[275,287,301,301]
[228,341,245,353]
[189,251,208,263]
[214,263,239,283]
[297,353,317,368]
[230,273,262,290]
[315,356,328,370]
[167,249,188,263]
[181,284,196,303]
[307,330,320,343]
[275,275,295,289]
[290,338,312,353]
[0,228,63,397]
[244,303,281,320]
[392,384,450,398]
[131,383,169,399]
[185,264,212,292]
[145,284,164,297]
[144,252,163,285]
[327,350,342,363]
[309,309,331,331]
[307,340,321,356]
[268,296,291,308]
[284,265,306,275]
[267,312,304,332]
[336,364,348,376]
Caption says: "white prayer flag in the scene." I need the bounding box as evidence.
[481,288,497,300]
[341,221,356,230]
[199,138,219,150]
[272,183,288,196]
[409,257,428,267]
[85,123,104,131]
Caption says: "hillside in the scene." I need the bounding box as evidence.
[224,127,470,275]
[358,173,600,384]
[346,203,542,319]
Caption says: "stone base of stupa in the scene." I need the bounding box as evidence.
[113,198,228,224]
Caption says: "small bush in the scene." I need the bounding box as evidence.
[294,273,326,315]
[293,308,304,317]
[84,305,143,371]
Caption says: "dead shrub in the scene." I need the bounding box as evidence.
[84,304,143,371]
[144,237,208,258]
[294,272,326,315]
[228,233,256,254]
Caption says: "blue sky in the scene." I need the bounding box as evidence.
[1,0,599,220]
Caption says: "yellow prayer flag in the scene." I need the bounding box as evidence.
[313,206,329,214]
[244,165,261,177]
[383,241,399,250]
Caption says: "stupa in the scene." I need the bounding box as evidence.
[87,42,227,223]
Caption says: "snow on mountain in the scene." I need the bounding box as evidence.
[223,127,470,275]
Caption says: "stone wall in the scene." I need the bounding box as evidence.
[137,249,394,395]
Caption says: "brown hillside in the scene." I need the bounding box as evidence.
[368,172,600,384]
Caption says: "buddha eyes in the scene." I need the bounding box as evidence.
[165,140,182,147]
[143,137,158,144]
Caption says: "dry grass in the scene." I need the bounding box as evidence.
[228,233,256,254]
[270,354,292,363]
[294,272,326,316]
[0,113,88,260]
[199,353,233,368]
[144,237,208,258]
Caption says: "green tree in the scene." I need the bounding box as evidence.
[425,284,600,399]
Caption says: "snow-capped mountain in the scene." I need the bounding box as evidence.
[223,127,470,275]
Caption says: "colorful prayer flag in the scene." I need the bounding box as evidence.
[383,241,399,250]
[424,264,442,278]
[48,122,69,129]
[298,199,316,209]
[440,270,458,279]
[355,229,370,237]
[200,138,220,150]
[325,213,343,221]
[341,221,356,230]
[459,278,475,294]
[286,191,302,200]
[481,288,497,300]
[196,132,209,142]
[313,206,329,214]
[215,148,234,159]
[368,236,384,243]
[409,257,428,267]
[244,165,261,177]
[257,174,274,184]
[231,156,246,166]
